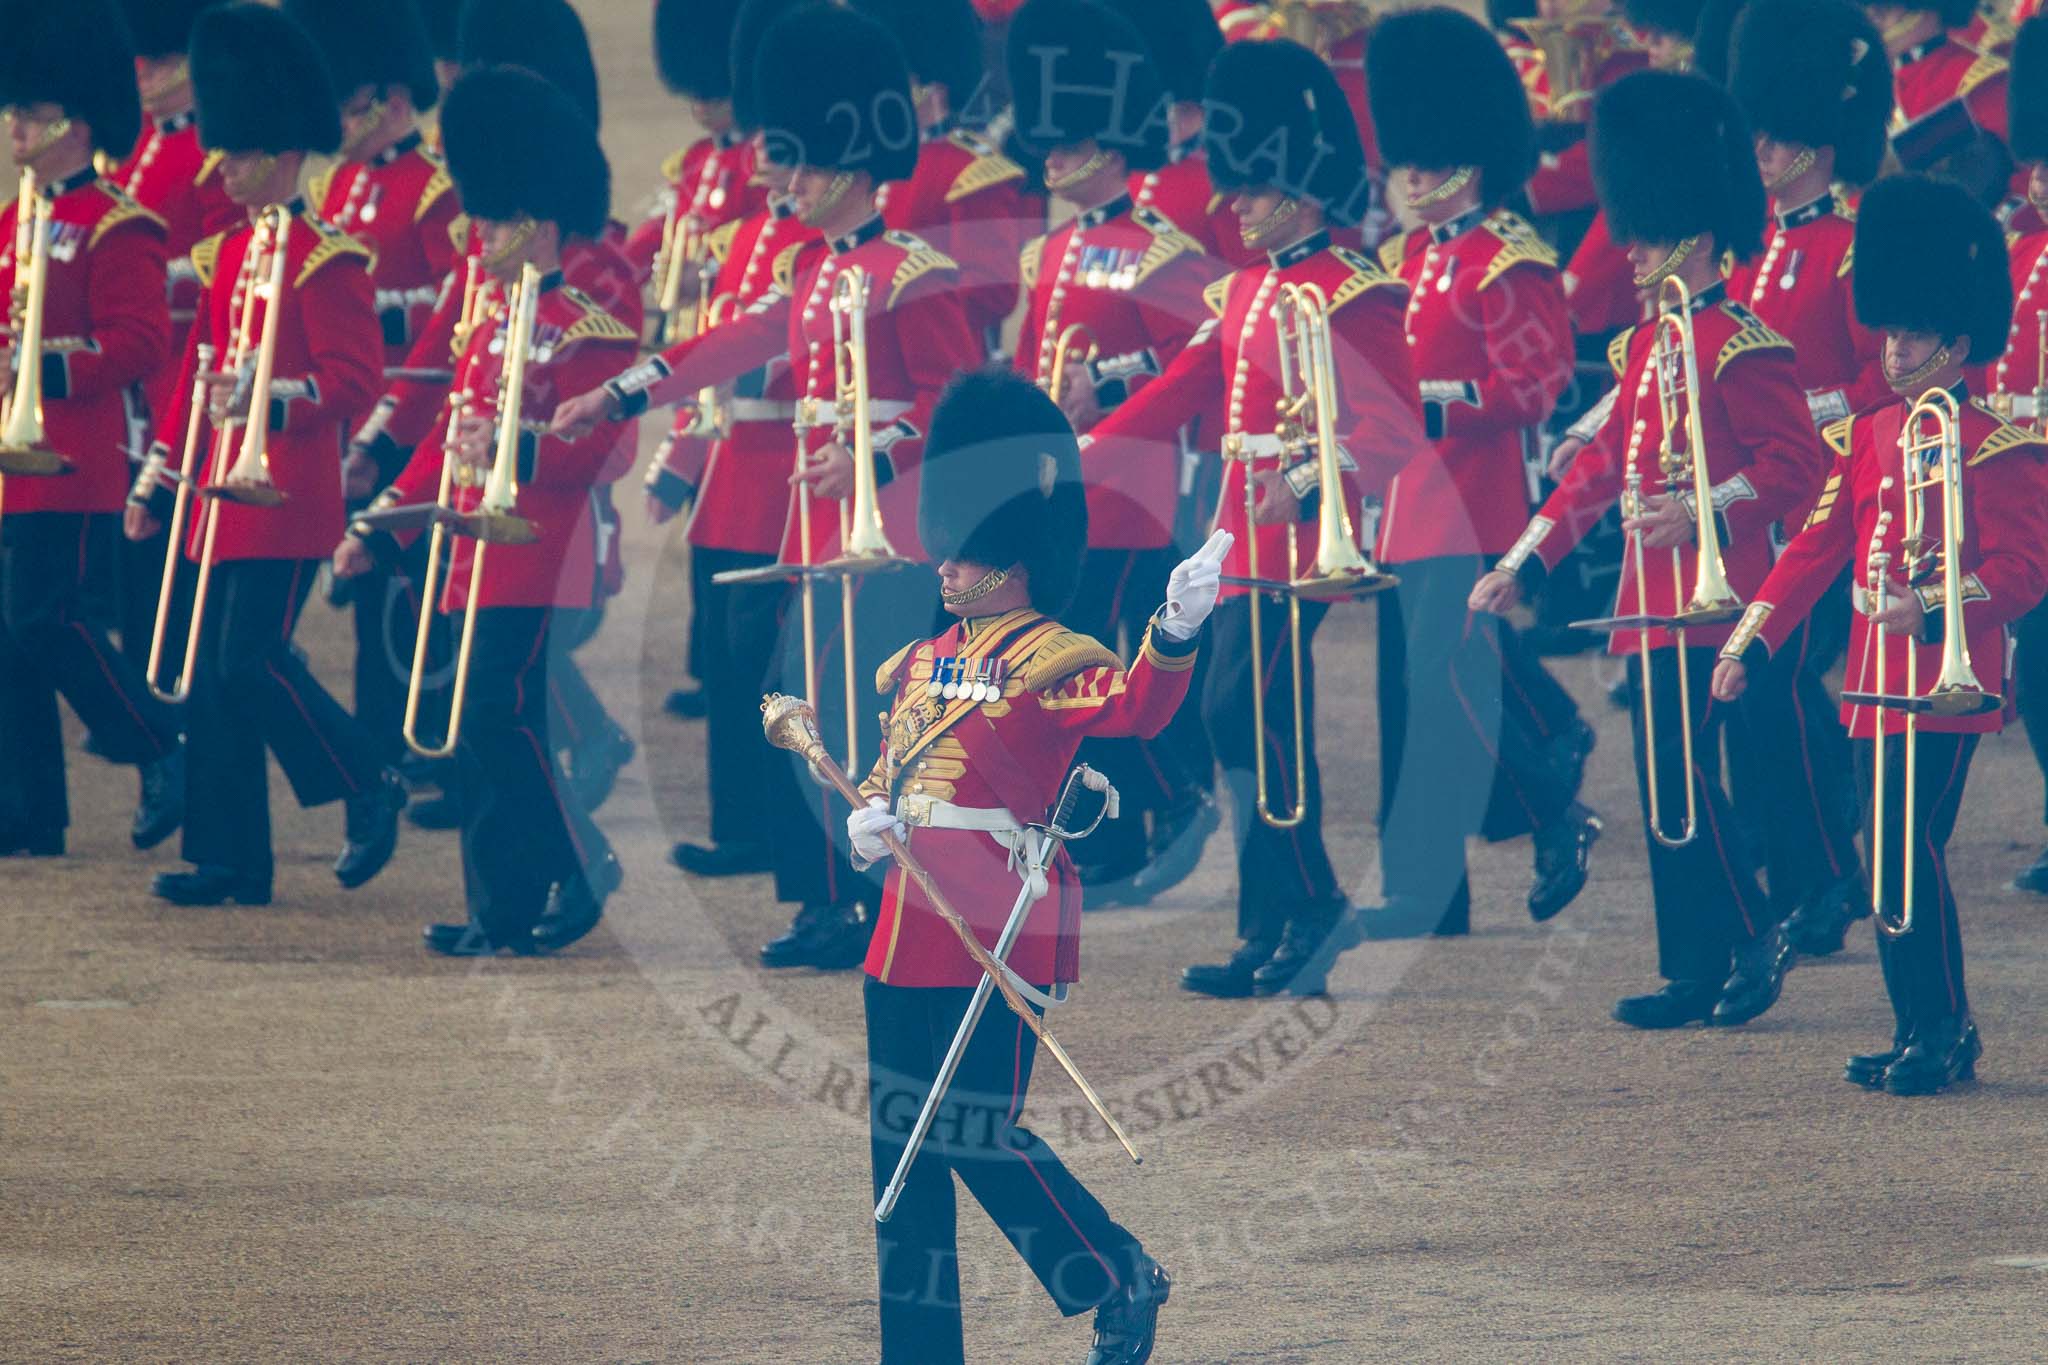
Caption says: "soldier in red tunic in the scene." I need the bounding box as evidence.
[1110,0,1254,265]
[849,371,1214,1365]
[1471,70,1827,1028]
[1714,176,2048,1093]
[0,0,184,857]
[1364,9,1603,938]
[1004,0,1226,901]
[1089,38,1430,994]
[341,67,637,955]
[1876,0,2015,200]
[556,4,977,969]
[1720,0,1894,954]
[128,2,403,905]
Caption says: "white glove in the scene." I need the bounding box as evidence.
[1157,528,1233,640]
[847,797,904,866]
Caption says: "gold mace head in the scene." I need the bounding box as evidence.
[760,693,824,757]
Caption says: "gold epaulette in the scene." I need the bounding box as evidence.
[1969,405,2048,465]
[306,164,338,212]
[1832,195,1856,222]
[1607,325,1636,379]
[415,159,455,223]
[772,240,806,296]
[190,229,228,288]
[1020,234,1045,291]
[1376,232,1408,276]
[1477,211,1558,290]
[874,640,918,694]
[943,132,1025,203]
[704,217,742,266]
[557,287,636,345]
[197,150,224,186]
[448,213,470,255]
[1203,274,1233,318]
[1128,206,1201,287]
[295,216,376,288]
[1820,414,1853,458]
[659,146,689,186]
[1957,51,2008,101]
[883,229,957,307]
[88,187,166,250]
[1327,247,1401,312]
[1713,303,1794,378]
[1018,628,1122,692]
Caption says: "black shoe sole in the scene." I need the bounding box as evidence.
[1179,975,1255,999]
[154,882,272,907]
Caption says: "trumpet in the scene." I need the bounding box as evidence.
[1841,389,2001,937]
[1044,321,1097,404]
[1221,281,1394,829]
[145,206,292,704]
[652,209,713,350]
[0,169,70,477]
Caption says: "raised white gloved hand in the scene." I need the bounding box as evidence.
[847,797,905,866]
[1157,528,1233,640]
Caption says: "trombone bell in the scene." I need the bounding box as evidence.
[0,180,68,476]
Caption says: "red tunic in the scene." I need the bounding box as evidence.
[1724,195,1889,431]
[164,209,382,561]
[310,133,463,365]
[623,133,765,282]
[1499,286,1827,652]
[877,128,1041,350]
[1015,198,1221,548]
[1379,207,1573,561]
[1732,396,2048,736]
[1520,24,1648,216]
[858,610,1198,987]
[380,276,638,610]
[1084,233,1430,595]
[0,170,169,516]
[613,217,978,564]
[1889,35,2010,148]
[1984,227,2048,413]
[1562,209,1641,337]
[1129,145,1255,268]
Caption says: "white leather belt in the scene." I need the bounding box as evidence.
[894,794,1062,1006]
[1222,432,1288,459]
[793,396,912,432]
[727,398,796,422]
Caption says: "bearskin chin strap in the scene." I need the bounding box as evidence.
[1765,147,1818,195]
[941,567,1009,607]
[812,170,857,220]
[481,217,538,273]
[1887,343,1953,395]
[1631,235,1700,290]
[12,116,73,164]
[1043,151,1113,193]
[1407,166,1475,209]
[1240,196,1301,247]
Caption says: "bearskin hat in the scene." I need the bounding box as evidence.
[731,0,806,135]
[1729,0,1890,184]
[1006,0,1172,172]
[1202,39,1367,224]
[1592,70,1763,259]
[2010,16,2048,164]
[919,369,1087,615]
[1853,174,2011,362]
[753,3,919,181]
[1109,0,1223,106]
[1932,0,1979,27]
[0,0,143,155]
[1367,8,1535,207]
[853,0,986,108]
[441,65,607,239]
[1623,0,1706,38]
[1689,0,1749,84]
[418,0,463,60]
[458,0,600,129]
[118,0,220,58]
[284,0,440,113]
[1488,0,1537,28]
[191,2,342,156]
[657,0,746,101]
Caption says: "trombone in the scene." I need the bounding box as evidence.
[651,208,713,350]
[1221,281,1394,829]
[392,261,542,759]
[1044,322,1097,404]
[1571,274,1742,848]
[145,206,293,704]
[676,292,739,439]
[0,168,70,477]
[1841,389,2001,937]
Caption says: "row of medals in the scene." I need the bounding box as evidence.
[926,657,1010,703]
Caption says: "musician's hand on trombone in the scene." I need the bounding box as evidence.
[449,413,494,470]
[549,386,612,441]
[848,797,905,865]
[1468,569,1521,616]
[123,501,160,543]
[201,367,253,425]
[1054,360,1102,430]
[1866,574,1927,640]
[791,439,855,499]
[1711,657,1748,703]
[1621,492,1692,549]
[341,447,378,502]
[331,534,375,581]
[1248,467,1300,526]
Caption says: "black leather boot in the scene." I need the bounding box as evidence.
[568,724,635,812]
[2015,846,2048,895]
[532,852,621,954]
[1883,1017,1979,1095]
[1612,980,1718,1029]
[1179,937,1279,999]
[759,903,837,967]
[1845,1027,1914,1089]
[670,840,773,876]
[154,864,271,907]
[1252,904,1344,997]
[1782,877,1866,956]
[1529,803,1602,922]
[1086,1255,1170,1365]
[335,769,406,888]
[132,744,186,850]
[1710,925,1791,1027]
[806,903,874,970]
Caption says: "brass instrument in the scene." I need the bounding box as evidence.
[677,292,739,439]
[651,208,713,350]
[1519,4,1617,119]
[0,169,69,476]
[1271,0,1374,57]
[146,207,291,704]
[1571,274,1741,848]
[1222,281,1394,830]
[1045,322,1098,405]
[1841,390,2002,936]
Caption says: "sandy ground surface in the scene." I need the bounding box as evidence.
[8,6,2048,1361]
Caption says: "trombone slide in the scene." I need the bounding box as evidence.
[0,171,69,476]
